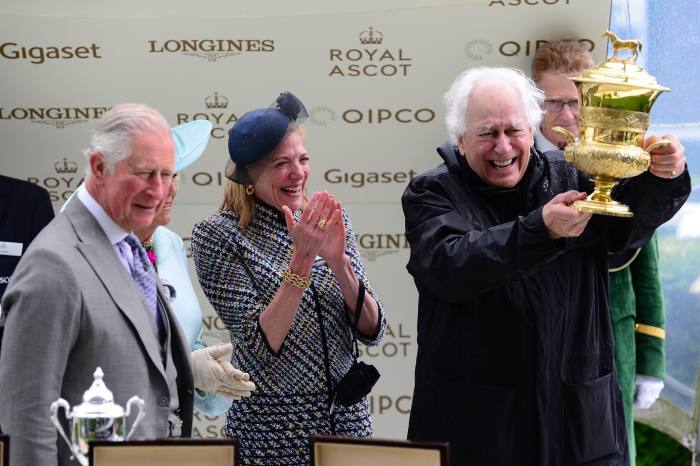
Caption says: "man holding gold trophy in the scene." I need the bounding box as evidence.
[403,33,689,465]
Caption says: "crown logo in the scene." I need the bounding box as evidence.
[54,157,78,174]
[359,27,383,45]
[205,92,229,109]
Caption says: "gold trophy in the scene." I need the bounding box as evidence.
[553,30,670,217]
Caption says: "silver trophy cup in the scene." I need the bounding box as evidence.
[50,367,145,466]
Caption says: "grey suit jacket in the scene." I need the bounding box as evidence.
[0,198,194,466]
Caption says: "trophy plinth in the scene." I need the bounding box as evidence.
[556,30,670,217]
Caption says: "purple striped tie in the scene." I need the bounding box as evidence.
[123,234,159,324]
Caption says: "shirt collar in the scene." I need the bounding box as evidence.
[534,129,560,153]
[76,184,130,246]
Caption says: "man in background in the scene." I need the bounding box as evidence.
[0,174,54,355]
[530,40,594,152]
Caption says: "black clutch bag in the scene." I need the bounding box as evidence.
[334,360,380,407]
[332,281,380,407]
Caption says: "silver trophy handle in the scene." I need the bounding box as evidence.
[49,398,87,466]
[124,395,146,440]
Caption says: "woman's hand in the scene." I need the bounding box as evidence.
[318,196,347,267]
[282,191,334,273]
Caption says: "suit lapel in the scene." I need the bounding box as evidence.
[65,199,167,378]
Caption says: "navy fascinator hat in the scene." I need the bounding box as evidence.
[225,91,308,184]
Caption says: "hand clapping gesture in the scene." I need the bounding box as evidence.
[318,197,346,266]
[282,191,344,267]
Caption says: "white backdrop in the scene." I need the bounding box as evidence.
[0,0,612,439]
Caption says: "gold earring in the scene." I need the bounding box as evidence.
[245,185,255,195]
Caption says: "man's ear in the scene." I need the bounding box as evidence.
[88,152,106,184]
[456,137,466,156]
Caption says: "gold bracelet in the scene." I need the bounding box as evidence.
[279,267,311,289]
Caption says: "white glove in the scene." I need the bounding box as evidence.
[634,374,664,409]
[191,343,256,400]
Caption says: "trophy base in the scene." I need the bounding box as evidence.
[573,199,634,218]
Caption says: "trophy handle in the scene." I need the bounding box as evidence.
[645,139,672,154]
[124,396,146,440]
[49,398,87,466]
[551,126,576,143]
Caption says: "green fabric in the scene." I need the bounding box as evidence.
[609,233,666,466]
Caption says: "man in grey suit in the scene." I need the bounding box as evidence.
[0,103,195,466]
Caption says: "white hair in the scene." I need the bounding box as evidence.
[83,103,171,176]
[444,67,544,145]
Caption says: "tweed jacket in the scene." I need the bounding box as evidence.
[192,202,386,465]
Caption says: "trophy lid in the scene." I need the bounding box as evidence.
[73,367,126,418]
[571,59,670,92]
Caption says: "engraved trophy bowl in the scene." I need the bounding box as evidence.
[553,30,670,218]
[49,367,145,466]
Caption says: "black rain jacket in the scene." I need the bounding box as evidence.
[402,144,690,466]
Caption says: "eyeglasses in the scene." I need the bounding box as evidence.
[543,99,580,113]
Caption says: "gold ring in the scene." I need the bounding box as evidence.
[671,170,676,178]
[317,218,327,230]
